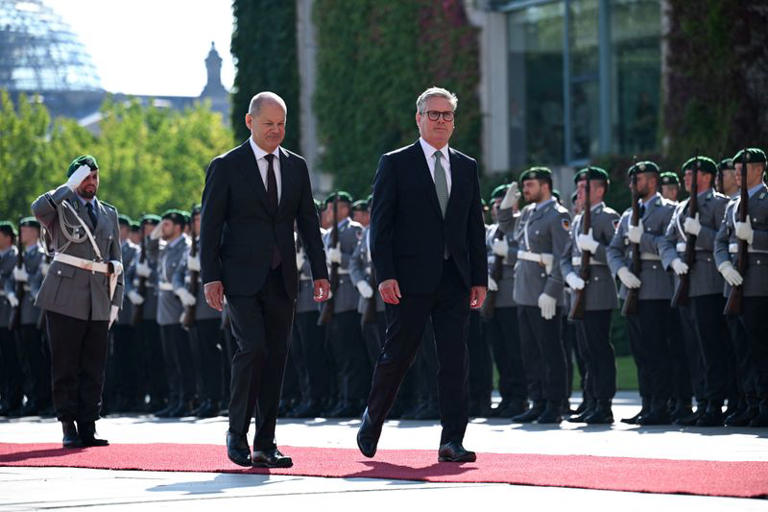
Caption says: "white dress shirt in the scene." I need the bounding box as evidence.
[248,137,282,203]
[419,137,452,194]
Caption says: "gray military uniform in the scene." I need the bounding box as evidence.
[126,243,159,321]
[172,240,220,321]
[349,227,384,314]
[295,234,321,314]
[117,239,138,325]
[32,185,123,321]
[486,223,518,308]
[323,218,363,313]
[3,244,45,325]
[659,189,728,297]
[0,246,17,328]
[156,235,190,326]
[607,193,675,300]
[561,202,620,311]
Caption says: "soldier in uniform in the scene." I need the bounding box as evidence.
[497,167,571,424]
[32,155,123,447]
[173,205,224,418]
[322,191,370,417]
[661,172,681,202]
[659,156,730,426]
[6,217,51,416]
[483,183,528,418]
[606,161,676,425]
[0,221,23,417]
[152,209,195,417]
[352,199,370,228]
[714,147,768,426]
[561,167,620,424]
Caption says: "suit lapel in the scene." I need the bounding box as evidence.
[277,147,293,216]
[412,141,444,219]
[236,140,269,207]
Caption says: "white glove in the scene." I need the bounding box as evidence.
[65,164,92,191]
[617,267,642,289]
[356,280,374,299]
[149,222,163,240]
[565,272,585,290]
[537,293,557,320]
[40,262,50,277]
[175,287,196,307]
[108,304,119,328]
[12,266,29,283]
[492,239,508,258]
[735,217,754,244]
[295,250,305,271]
[718,261,743,287]
[6,292,19,308]
[500,182,521,210]
[627,219,644,244]
[488,277,499,292]
[136,261,152,278]
[110,260,123,276]
[670,258,689,276]
[577,228,599,254]
[187,254,201,272]
[683,213,701,236]
[326,246,342,264]
[127,290,145,306]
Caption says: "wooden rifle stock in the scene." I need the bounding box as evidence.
[131,232,148,326]
[671,153,699,308]
[568,176,591,321]
[318,197,339,325]
[181,212,198,329]
[621,173,641,316]
[8,233,24,331]
[481,226,506,320]
[724,149,749,315]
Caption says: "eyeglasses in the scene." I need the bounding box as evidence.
[423,110,454,122]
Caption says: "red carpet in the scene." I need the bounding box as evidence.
[1,442,766,498]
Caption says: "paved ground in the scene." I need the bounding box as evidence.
[2,392,767,511]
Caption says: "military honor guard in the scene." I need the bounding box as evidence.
[0,221,24,416]
[607,161,676,425]
[561,167,620,424]
[31,155,123,447]
[661,171,681,202]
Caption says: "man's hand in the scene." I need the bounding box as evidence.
[65,165,91,191]
[187,254,201,272]
[565,272,585,290]
[379,279,402,305]
[470,286,487,309]
[617,267,642,289]
[175,287,196,307]
[313,279,331,302]
[136,261,152,278]
[204,281,225,311]
[577,228,599,254]
[735,217,754,244]
[718,261,743,287]
[492,239,508,258]
[670,258,689,276]
[537,293,557,319]
[127,290,144,306]
[684,213,701,236]
[627,219,644,244]
[108,305,119,328]
[6,292,19,308]
[326,246,342,265]
[12,266,29,283]
[500,182,521,210]
[356,280,374,299]
[487,277,498,292]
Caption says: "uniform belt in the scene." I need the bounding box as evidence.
[0,291,5,297]
[676,242,709,253]
[639,252,661,261]
[158,281,174,291]
[53,253,119,301]
[517,250,554,274]
[571,257,606,267]
[729,243,768,254]
[300,274,312,281]
[336,268,350,275]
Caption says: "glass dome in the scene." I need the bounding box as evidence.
[0,0,102,91]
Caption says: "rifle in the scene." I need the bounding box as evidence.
[36,252,52,330]
[318,196,339,325]
[481,226,506,320]
[724,148,749,315]
[671,152,699,307]
[8,232,24,331]
[568,175,591,321]
[621,171,641,316]
[361,262,378,325]
[131,230,147,326]
[181,209,198,329]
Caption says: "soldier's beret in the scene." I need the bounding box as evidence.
[140,214,161,225]
[574,166,609,184]
[19,216,40,229]
[313,199,323,214]
[659,172,680,186]
[681,156,717,175]
[627,161,660,176]
[552,189,561,202]
[66,154,99,177]
[733,147,767,165]
[162,209,188,226]
[117,214,132,227]
[367,194,373,204]
[352,200,368,212]
[324,191,354,206]
[519,166,552,183]
[481,198,489,212]
[129,221,141,232]
[191,204,202,216]
[0,221,18,238]
[718,158,735,172]
[490,184,510,202]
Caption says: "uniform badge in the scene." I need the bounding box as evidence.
[356,230,363,240]
[561,219,570,231]
[638,163,646,171]
[612,219,620,230]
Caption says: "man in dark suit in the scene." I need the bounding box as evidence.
[200,91,329,468]
[357,87,488,463]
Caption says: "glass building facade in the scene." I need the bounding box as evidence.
[498,0,661,168]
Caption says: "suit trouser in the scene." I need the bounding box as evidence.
[46,311,108,423]
[326,311,370,403]
[367,258,470,444]
[0,327,23,409]
[625,299,671,401]
[574,310,616,400]
[484,306,527,403]
[191,318,223,401]
[15,324,51,408]
[362,312,386,366]
[159,324,195,405]
[136,319,167,406]
[673,305,700,402]
[739,297,768,404]
[691,295,731,403]
[293,310,330,402]
[467,310,492,406]
[227,268,293,450]
[517,306,567,402]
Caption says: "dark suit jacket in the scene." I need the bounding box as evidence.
[199,139,328,299]
[370,140,487,295]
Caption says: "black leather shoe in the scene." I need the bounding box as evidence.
[567,404,594,423]
[584,401,614,424]
[637,408,670,426]
[356,408,381,458]
[512,401,544,423]
[412,401,440,420]
[669,401,693,422]
[226,432,252,467]
[252,448,293,468]
[438,441,476,463]
[534,401,562,424]
[622,398,651,424]
[493,399,528,418]
[77,421,109,447]
[62,421,82,448]
[194,399,219,419]
[468,401,493,418]
[725,406,757,427]
[291,399,325,419]
[748,406,768,427]
[696,403,725,427]
[674,403,707,426]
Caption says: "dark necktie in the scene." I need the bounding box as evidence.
[263,154,281,268]
[86,202,98,228]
